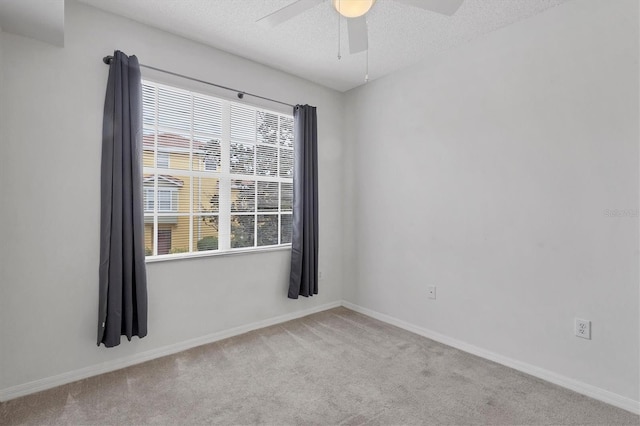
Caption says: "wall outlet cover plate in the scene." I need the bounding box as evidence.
[575,318,591,340]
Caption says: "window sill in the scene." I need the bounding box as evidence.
[145,244,292,263]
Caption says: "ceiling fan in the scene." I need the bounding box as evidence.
[257,0,466,55]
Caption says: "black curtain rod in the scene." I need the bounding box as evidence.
[103,55,295,108]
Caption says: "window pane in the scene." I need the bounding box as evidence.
[157,133,190,170]
[158,86,191,132]
[280,148,293,177]
[279,116,294,147]
[158,221,190,255]
[157,228,171,255]
[144,219,154,256]
[258,181,278,212]
[142,83,156,127]
[257,215,278,246]
[231,180,255,212]
[257,111,278,145]
[194,216,218,251]
[193,95,222,136]
[148,175,186,211]
[158,190,170,211]
[281,182,293,211]
[281,214,293,244]
[231,215,255,248]
[143,186,154,213]
[143,138,154,168]
[157,151,170,168]
[231,104,255,142]
[230,142,255,175]
[148,173,189,214]
[158,189,178,212]
[194,177,219,214]
[256,145,278,176]
[194,138,221,172]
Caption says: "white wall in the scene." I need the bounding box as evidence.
[344,0,639,404]
[0,1,344,394]
[2,0,638,410]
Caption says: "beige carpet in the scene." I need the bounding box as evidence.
[1,307,638,425]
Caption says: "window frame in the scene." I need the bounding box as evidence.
[141,79,294,262]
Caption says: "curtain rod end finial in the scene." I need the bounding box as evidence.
[103,56,113,65]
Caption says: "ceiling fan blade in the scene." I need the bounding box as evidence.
[348,16,368,54]
[395,0,465,16]
[257,0,324,27]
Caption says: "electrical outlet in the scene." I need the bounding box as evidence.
[575,318,591,339]
[318,271,323,280]
[427,285,436,300]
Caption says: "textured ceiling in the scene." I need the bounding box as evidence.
[78,0,571,91]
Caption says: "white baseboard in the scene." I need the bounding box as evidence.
[341,300,640,415]
[0,301,341,402]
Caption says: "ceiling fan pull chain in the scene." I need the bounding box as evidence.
[365,17,369,83]
[365,48,369,83]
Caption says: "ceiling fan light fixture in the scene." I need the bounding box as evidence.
[332,0,376,18]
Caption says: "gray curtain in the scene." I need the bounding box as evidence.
[98,51,148,347]
[288,105,319,299]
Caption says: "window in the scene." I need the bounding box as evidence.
[142,80,294,258]
[157,151,170,168]
[143,176,182,213]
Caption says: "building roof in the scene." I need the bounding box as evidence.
[143,133,210,152]
[143,174,184,187]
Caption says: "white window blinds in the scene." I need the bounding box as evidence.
[142,80,293,258]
